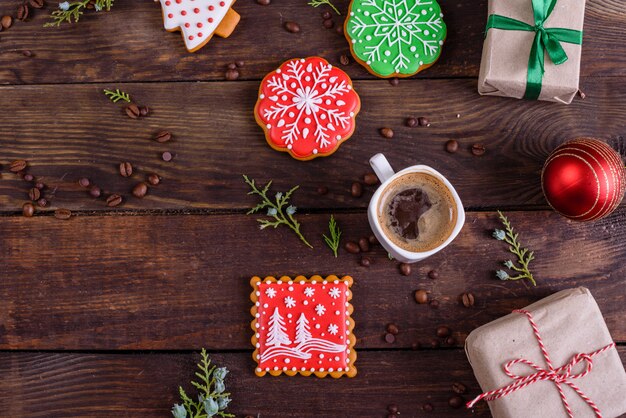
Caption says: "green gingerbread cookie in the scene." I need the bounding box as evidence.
[345,0,447,78]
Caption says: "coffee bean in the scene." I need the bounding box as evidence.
[359,256,371,267]
[225,68,239,81]
[384,333,396,344]
[28,0,44,9]
[436,325,451,338]
[284,21,300,33]
[132,182,148,198]
[316,185,328,195]
[106,194,123,207]
[388,77,399,86]
[445,139,459,153]
[16,4,29,21]
[35,182,44,190]
[335,25,343,36]
[256,0,270,5]
[387,404,398,413]
[125,103,140,119]
[411,342,421,350]
[139,106,150,117]
[22,202,35,217]
[235,60,245,68]
[368,234,378,245]
[446,336,457,346]
[418,117,430,126]
[405,117,418,127]
[358,237,370,252]
[399,263,411,276]
[386,323,399,335]
[363,172,378,185]
[119,162,133,177]
[428,270,439,280]
[1,15,12,29]
[227,63,237,70]
[54,208,72,220]
[471,143,486,156]
[339,54,350,66]
[16,170,26,178]
[414,289,428,304]
[379,127,394,138]
[89,185,102,198]
[422,403,434,412]
[78,177,90,188]
[429,299,440,309]
[452,382,467,394]
[448,395,465,409]
[350,182,363,198]
[323,18,334,29]
[23,173,34,182]
[430,338,440,348]
[460,292,475,307]
[10,159,27,172]
[154,130,172,143]
[344,241,360,254]
[28,187,40,201]
[147,173,161,186]
[37,198,47,208]
[162,151,173,162]
[321,11,331,19]
[22,50,33,57]
[387,414,395,418]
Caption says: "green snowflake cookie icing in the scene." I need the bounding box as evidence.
[346,0,447,77]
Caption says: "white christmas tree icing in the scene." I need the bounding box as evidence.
[266,307,292,347]
[294,313,312,344]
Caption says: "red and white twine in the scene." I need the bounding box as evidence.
[466,309,616,417]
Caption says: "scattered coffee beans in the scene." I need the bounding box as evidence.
[22,50,33,57]
[344,241,360,254]
[387,404,398,413]
[460,292,475,307]
[119,162,133,177]
[335,25,343,36]
[321,11,331,19]
[405,117,418,127]
[358,237,370,252]
[139,106,150,117]
[430,338,440,348]
[363,172,379,185]
[471,143,486,156]
[399,263,411,276]
[359,256,371,267]
[256,0,270,5]
[414,289,428,304]
[284,21,300,33]
[384,333,396,344]
[106,194,123,207]
[125,103,140,119]
[368,234,378,245]
[448,395,464,409]
[386,323,399,335]
[147,173,161,186]
[316,186,328,195]
[350,182,363,198]
[16,4,29,21]
[29,0,44,8]
[35,182,44,190]
[436,325,451,338]
[235,60,245,68]
[78,177,90,188]
[427,270,439,280]
[10,159,27,172]
[54,208,72,220]
[1,15,12,29]
[225,68,239,81]
[379,127,394,138]
[37,198,47,207]
[132,182,148,198]
[227,63,236,70]
[89,185,102,198]
[388,77,399,86]
[422,403,434,412]
[323,18,334,29]
[418,117,430,127]
[23,173,34,182]
[154,130,172,143]
[22,202,35,217]
[162,151,173,162]
[339,54,350,66]
[452,382,467,394]
[445,139,459,153]
[28,187,41,201]
[429,299,440,309]
[446,336,457,346]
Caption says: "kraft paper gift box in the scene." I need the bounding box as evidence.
[477,0,586,104]
[465,287,626,418]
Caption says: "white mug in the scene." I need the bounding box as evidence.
[367,153,465,263]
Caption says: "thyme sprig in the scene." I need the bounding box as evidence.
[307,0,341,15]
[322,215,341,257]
[172,348,234,418]
[243,175,312,248]
[45,0,113,27]
[103,88,131,103]
[493,211,536,286]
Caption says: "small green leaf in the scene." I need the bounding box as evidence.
[494,211,536,286]
[103,88,131,103]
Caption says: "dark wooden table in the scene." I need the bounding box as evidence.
[1,0,625,416]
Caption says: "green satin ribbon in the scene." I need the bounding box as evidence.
[485,0,583,100]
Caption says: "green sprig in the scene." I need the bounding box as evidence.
[45,0,113,27]
[243,175,312,248]
[322,215,341,257]
[307,0,341,15]
[172,348,234,418]
[493,211,536,286]
[103,88,131,103]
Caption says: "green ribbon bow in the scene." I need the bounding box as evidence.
[485,0,583,100]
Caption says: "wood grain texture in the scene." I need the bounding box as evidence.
[1,210,625,350]
[0,0,623,84]
[1,77,624,212]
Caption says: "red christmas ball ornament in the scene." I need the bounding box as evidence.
[542,138,626,221]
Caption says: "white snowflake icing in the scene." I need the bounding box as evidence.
[303,287,315,297]
[328,287,341,299]
[315,304,327,316]
[328,323,339,335]
[262,60,353,148]
[265,288,277,298]
[284,296,296,308]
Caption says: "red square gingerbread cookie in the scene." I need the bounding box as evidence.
[250,275,357,378]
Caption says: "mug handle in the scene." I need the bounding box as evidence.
[369,153,396,183]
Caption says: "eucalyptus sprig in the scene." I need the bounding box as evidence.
[172,349,234,418]
[493,211,536,286]
[307,0,341,15]
[243,175,312,248]
[103,88,131,103]
[322,215,341,257]
[45,0,113,27]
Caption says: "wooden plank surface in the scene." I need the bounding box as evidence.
[1,209,625,350]
[1,77,624,212]
[0,0,623,84]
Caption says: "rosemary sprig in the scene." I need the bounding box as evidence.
[243,175,312,248]
[307,0,341,15]
[172,348,234,418]
[493,210,536,286]
[322,215,341,257]
[103,88,131,103]
[45,0,113,27]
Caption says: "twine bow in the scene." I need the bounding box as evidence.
[467,309,616,418]
[485,0,583,100]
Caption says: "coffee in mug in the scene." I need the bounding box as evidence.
[377,172,458,252]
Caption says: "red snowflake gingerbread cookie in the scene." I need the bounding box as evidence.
[156,0,240,52]
[250,275,357,378]
[254,57,361,160]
